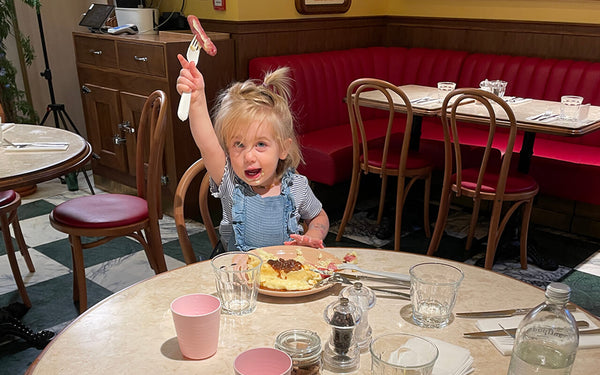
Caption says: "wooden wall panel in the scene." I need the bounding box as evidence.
[199,16,600,81]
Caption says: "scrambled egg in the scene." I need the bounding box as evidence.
[249,249,322,291]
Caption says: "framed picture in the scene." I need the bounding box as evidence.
[295,0,351,15]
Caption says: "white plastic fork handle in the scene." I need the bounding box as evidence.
[177,92,192,121]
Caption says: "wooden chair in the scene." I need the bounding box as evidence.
[336,78,433,251]
[174,159,219,264]
[49,90,169,313]
[427,88,539,270]
[0,190,35,307]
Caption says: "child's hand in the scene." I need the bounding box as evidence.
[285,234,324,249]
[176,54,206,100]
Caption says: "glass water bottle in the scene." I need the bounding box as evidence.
[507,282,579,375]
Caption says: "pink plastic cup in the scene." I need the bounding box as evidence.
[170,293,221,359]
[234,347,293,375]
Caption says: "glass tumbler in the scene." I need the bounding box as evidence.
[370,333,439,375]
[211,251,262,315]
[560,95,584,121]
[437,81,456,100]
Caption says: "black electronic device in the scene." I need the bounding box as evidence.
[78,3,115,32]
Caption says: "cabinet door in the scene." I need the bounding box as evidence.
[120,92,148,177]
[81,84,128,173]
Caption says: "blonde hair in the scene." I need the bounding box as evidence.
[213,67,302,178]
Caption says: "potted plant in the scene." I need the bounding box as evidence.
[0,0,39,123]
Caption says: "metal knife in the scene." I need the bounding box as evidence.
[456,303,576,318]
[464,321,593,338]
[369,286,411,299]
[337,272,410,286]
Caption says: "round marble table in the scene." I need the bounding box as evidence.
[25,248,600,374]
[0,124,92,191]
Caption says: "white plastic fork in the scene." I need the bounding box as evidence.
[337,263,410,281]
[177,36,200,121]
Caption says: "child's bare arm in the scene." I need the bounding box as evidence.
[176,54,225,184]
[285,209,329,249]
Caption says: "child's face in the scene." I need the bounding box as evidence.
[227,119,290,188]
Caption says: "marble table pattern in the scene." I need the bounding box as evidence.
[26,248,600,374]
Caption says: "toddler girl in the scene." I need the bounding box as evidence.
[177,55,329,251]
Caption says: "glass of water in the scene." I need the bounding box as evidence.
[211,251,262,315]
[410,262,464,328]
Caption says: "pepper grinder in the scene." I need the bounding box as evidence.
[340,282,376,352]
[322,297,362,373]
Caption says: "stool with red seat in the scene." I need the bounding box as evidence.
[427,88,539,270]
[0,190,35,307]
[49,90,169,313]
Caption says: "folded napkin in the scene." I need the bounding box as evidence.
[390,337,474,375]
[503,96,532,105]
[410,97,442,107]
[4,142,69,152]
[1,123,15,132]
[476,311,600,356]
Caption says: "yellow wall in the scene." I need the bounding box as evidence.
[159,0,600,24]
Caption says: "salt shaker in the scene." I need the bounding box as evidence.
[340,282,376,352]
[322,297,362,373]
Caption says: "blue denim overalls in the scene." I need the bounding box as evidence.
[228,169,300,251]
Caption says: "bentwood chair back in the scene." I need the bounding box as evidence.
[0,190,35,307]
[427,88,539,269]
[49,90,169,313]
[336,78,433,251]
[174,158,219,264]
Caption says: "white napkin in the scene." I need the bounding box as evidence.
[525,113,559,123]
[476,311,600,356]
[390,337,474,375]
[1,123,15,132]
[4,142,69,152]
[503,96,532,105]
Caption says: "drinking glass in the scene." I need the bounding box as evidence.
[560,95,584,121]
[437,82,456,100]
[410,262,464,328]
[211,251,262,315]
[492,80,508,98]
[370,333,439,375]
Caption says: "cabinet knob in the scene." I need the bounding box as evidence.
[89,49,102,55]
[134,56,148,62]
[81,85,91,94]
[113,135,127,145]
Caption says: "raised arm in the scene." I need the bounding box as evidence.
[176,54,226,184]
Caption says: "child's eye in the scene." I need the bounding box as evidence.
[256,141,267,148]
[233,141,244,149]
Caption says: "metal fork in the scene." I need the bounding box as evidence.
[177,36,200,121]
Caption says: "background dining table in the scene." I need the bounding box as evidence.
[0,124,92,191]
[25,248,600,374]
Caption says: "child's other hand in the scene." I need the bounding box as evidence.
[176,54,205,98]
[285,234,324,249]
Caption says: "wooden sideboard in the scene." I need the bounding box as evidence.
[72,31,235,217]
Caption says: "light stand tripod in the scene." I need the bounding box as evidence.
[36,10,95,194]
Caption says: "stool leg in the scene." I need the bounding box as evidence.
[10,211,35,272]
[69,235,87,314]
[1,214,32,307]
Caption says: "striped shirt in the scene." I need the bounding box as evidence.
[210,159,323,249]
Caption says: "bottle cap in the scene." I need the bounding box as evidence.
[546,282,571,302]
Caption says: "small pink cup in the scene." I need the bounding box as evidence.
[171,293,221,359]
[234,347,293,375]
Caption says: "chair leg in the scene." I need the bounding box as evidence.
[336,172,361,242]
[1,215,32,308]
[394,177,406,251]
[423,173,432,238]
[145,223,166,274]
[376,174,388,224]
[427,189,452,256]
[466,198,482,251]
[69,235,88,314]
[484,200,504,270]
[520,199,535,270]
[10,213,35,272]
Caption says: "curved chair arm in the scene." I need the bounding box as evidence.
[174,159,219,264]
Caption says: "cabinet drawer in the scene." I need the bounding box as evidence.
[74,36,117,68]
[117,42,166,77]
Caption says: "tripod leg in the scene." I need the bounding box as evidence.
[61,108,82,136]
[82,170,95,195]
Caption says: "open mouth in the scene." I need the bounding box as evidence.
[245,168,262,180]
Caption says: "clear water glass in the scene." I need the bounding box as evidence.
[560,95,583,121]
[211,251,262,315]
[437,81,456,100]
[410,262,464,328]
[370,333,438,375]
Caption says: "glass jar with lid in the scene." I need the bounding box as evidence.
[275,329,322,375]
